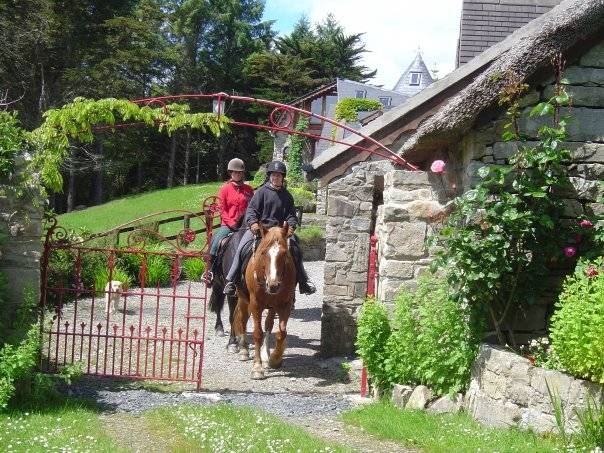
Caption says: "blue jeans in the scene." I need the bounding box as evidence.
[210,226,233,256]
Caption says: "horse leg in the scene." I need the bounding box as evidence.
[209,284,225,336]
[250,302,265,380]
[226,294,239,353]
[233,297,250,361]
[269,306,291,369]
[261,309,276,369]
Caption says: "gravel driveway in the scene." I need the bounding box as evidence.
[60,260,363,418]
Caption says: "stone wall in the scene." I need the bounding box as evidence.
[375,170,447,304]
[321,160,394,356]
[0,162,44,329]
[466,344,604,434]
[455,42,604,337]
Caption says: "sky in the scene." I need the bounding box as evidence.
[262,0,464,89]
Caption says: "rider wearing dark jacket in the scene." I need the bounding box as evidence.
[223,160,316,296]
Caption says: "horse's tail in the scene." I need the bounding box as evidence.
[208,283,224,314]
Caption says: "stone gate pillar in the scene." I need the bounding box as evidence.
[320,161,393,357]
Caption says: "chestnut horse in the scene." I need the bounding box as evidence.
[233,222,297,379]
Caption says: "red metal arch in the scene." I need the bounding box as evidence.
[125,92,418,171]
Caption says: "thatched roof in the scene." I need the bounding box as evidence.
[400,0,604,156]
[309,0,604,180]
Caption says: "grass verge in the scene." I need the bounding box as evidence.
[0,400,123,452]
[145,403,349,452]
[341,401,562,453]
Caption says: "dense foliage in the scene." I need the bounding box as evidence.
[334,98,383,123]
[357,274,481,395]
[430,70,601,347]
[0,1,377,210]
[549,257,604,384]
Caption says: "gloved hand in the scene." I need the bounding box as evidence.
[250,222,260,236]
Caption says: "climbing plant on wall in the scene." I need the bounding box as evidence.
[286,116,309,184]
[334,98,382,122]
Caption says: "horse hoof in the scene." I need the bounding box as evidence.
[215,327,225,337]
[251,370,265,380]
[227,344,239,354]
[269,359,283,369]
[238,350,249,361]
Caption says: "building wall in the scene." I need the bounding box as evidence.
[0,160,44,330]
[319,40,604,355]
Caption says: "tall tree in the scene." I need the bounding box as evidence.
[244,14,377,102]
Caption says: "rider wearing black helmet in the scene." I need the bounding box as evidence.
[223,160,316,296]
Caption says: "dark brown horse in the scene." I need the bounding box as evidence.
[208,228,245,352]
[233,222,297,379]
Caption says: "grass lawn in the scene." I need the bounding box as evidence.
[342,402,563,453]
[145,404,349,452]
[0,401,123,452]
[57,182,222,234]
[56,182,222,249]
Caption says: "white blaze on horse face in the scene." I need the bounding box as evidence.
[268,241,280,282]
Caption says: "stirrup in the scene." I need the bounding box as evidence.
[224,281,236,296]
[299,281,316,295]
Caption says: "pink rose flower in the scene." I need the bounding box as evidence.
[563,246,577,258]
[585,266,599,278]
[430,160,446,174]
[579,219,594,228]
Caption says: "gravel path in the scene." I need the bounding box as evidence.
[60,260,362,417]
[57,261,415,452]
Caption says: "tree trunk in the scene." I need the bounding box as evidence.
[195,149,200,184]
[183,129,191,185]
[137,160,144,190]
[93,139,104,205]
[167,133,177,188]
[66,166,75,212]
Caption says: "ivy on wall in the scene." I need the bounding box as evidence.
[286,116,309,184]
[334,98,383,123]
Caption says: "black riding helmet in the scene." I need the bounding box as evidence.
[266,160,287,177]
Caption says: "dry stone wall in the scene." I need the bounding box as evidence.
[466,344,604,434]
[0,160,44,329]
[321,160,394,356]
[375,170,447,305]
[457,42,604,338]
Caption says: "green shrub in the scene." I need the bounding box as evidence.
[183,257,205,281]
[356,298,391,389]
[297,225,324,246]
[252,166,267,188]
[549,257,604,384]
[0,324,40,410]
[357,274,481,395]
[290,186,315,212]
[93,266,132,294]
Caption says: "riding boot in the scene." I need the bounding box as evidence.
[290,240,316,295]
[202,256,214,285]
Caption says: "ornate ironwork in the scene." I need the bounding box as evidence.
[121,93,418,170]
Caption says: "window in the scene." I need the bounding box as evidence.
[378,97,392,107]
[355,90,366,98]
[409,72,422,86]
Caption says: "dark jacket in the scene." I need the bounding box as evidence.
[245,183,298,229]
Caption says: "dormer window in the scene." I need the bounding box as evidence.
[355,90,366,98]
[378,97,392,107]
[409,72,422,86]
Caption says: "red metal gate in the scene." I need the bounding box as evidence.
[39,204,219,389]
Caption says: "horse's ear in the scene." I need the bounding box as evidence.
[282,222,289,237]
